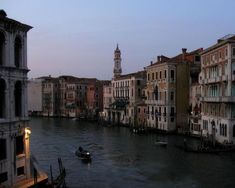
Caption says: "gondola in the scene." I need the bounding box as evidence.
[75,147,92,161]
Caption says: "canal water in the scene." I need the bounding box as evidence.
[29,117,235,188]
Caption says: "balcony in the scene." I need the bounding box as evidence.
[201,96,235,103]
[145,100,167,105]
[202,75,227,84]
[200,96,220,102]
[221,96,235,102]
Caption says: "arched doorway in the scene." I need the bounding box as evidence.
[0,79,6,118]
[15,81,22,117]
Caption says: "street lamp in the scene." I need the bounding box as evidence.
[25,127,31,139]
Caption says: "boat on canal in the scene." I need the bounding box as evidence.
[155,140,168,147]
[75,147,92,161]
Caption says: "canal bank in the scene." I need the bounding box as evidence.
[29,117,235,188]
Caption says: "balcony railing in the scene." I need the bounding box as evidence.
[145,100,168,105]
[201,96,235,102]
[200,96,220,102]
[202,75,228,84]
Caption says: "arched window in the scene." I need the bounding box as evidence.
[0,79,6,118]
[14,36,22,68]
[233,125,235,137]
[224,124,227,137]
[219,123,222,135]
[222,124,224,136]
[154,86,158,100]
[0,31,5,66]
[15,81,22,117]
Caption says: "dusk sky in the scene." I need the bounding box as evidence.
[2,0,235,79]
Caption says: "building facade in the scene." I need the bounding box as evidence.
[29,75,106,119]
[200,34,235,144]
[27,78,43,115]
[41,76,59,117]
[102,81,112,122]
[145,48,202,132]
[110,71,146,126]
[0,10,32,186]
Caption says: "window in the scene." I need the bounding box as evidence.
[0,32,5,66]
[195,55,201,62]
[220,124,227,137]
[138,88,141,97]
[170,70,174,81]
[170,107,174,116]
[232,63,235,75]
[154,86,158,100]
[232,84,235,97]
[219,52,222,59]
[0,139,6,160]
[170,91,174,101]
[203,120,208,130]
[233,47,235,57]
[17,166,24,176]
[159,71,162,79]
[147,74,150,81]
[233,125,235,137]
[137,80,141,85]
[0,79,6,118]
[15,81,22,117]
[15,37,22,68]
[164,70,167,79]
[231,105,235,118]
[16,136,24,155]
[0,172,8,183]
[152,73,154,80]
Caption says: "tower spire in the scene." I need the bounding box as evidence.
[113,44,122,78]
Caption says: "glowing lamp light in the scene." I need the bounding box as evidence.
[25,127,31,135]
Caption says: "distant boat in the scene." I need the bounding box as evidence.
[175,143,235,154]
[131,127,147,134]
[75,147,91,161]
[155,140,168,147]
[72,118,78,121]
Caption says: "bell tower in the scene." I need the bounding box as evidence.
[113,44,122,78]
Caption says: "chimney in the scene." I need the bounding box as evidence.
[182,48,187,61]
[157,56,161,62]
[150,61,153,65]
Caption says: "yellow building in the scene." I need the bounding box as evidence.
[145,48,202,132]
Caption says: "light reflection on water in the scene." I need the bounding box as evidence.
[29,117,235,188]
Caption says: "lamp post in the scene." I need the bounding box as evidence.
[25,127,31,178]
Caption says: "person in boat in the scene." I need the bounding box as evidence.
[79,146,83,152]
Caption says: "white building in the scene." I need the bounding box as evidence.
[110,71,146,125]
[107,45,147,126]
[0,10,32,186]
[200,34,235,144]
[28,78,43,115]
